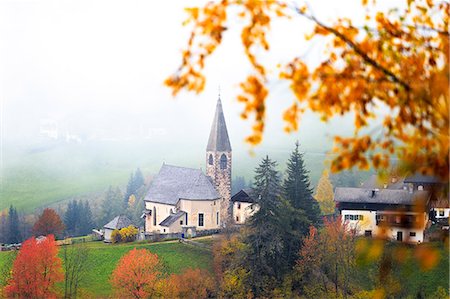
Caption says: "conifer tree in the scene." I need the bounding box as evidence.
[314,171,336,215]
[78,201,94,235]
[7,205,21,244]
[64,200,79,236]
[245,156,285,295]
[283,142,321,225]
[101,187,124,225]
[124,172,135,204]
[134,168,145,191]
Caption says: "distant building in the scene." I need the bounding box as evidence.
[103,215,135,242]
[231,188,258,224]
[39,118,58,140]
[142,95,232,235]
[335,187,430,243]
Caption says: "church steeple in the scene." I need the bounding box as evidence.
[206,94,232,226]
[206,97,232,152]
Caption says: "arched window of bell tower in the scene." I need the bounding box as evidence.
[208,154,213,165]
[220,154,227,170]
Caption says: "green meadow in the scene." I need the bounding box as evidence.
[0,239,213,298]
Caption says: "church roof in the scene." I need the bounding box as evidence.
[207,97,232,152]
[144,164,220,205]
[159,211,186,227]
[103,215,134,230]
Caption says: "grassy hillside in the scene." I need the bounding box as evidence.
[1,140,344,213]
[0,239,212,298]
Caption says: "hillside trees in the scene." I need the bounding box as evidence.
[166,0,449,179]
[111,248,161,299]
[124,168,145,204]
[64,200,95,237]
[212,234,253,298]
[33,208,65,238]
[4,235,63,298]
[100,187,124,225]
[6,205,21,244]
[314,170,335,215]
[295,218,358,297]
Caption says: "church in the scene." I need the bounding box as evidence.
[142,96,232,234]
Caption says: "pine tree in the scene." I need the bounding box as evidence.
[7,206,21,244]
[314,171,336,215]
[124,168,145,204]
[78,201,94,236]
[245,156,286,295]
[101,187,124,225]
[64,200,79,236]
[134,168,145,191]
[124,173,135,204]
[283,142,321,225]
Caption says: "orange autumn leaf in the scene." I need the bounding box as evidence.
[165,0,449,180]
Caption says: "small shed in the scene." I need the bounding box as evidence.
[103,215,134,243]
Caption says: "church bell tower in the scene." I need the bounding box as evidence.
[206,95,232,226]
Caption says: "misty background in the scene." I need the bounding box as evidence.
[0,0,392,212]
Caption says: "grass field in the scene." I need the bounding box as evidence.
[0,238,213,298]
[0,237,448,298]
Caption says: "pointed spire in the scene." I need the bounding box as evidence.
[207,95,232,152]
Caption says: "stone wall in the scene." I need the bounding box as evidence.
[206,151,232,225]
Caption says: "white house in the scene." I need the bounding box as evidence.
[335,187,430,243]
[231,188,258,224]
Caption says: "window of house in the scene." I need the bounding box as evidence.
[236,216,239,222]
[198,213,204,226]
[163,229,166,232]
[345,214,363,221]
[364,230,372,237]
[185,213,188,226]
[180,220,183,225]
[238,203,241,209]
[220,154,227,170]
[216,212,219,225]
[376,215,386,221]
[153,207,157,226]
[208,154,213,165]
[410,232,416,237]
[439,210,445,217]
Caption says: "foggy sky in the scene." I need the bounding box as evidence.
[0,0,397,156]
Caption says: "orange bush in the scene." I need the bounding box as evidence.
[111,248,161,299]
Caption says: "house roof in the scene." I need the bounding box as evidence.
[334,187,430,205]
[231,188,257,203]
[404,174,443,184]
[144,164,220,205]
[360,175,405,190]
[103,215,134,230]
[159,211,186,227]
[206,97,232,152]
